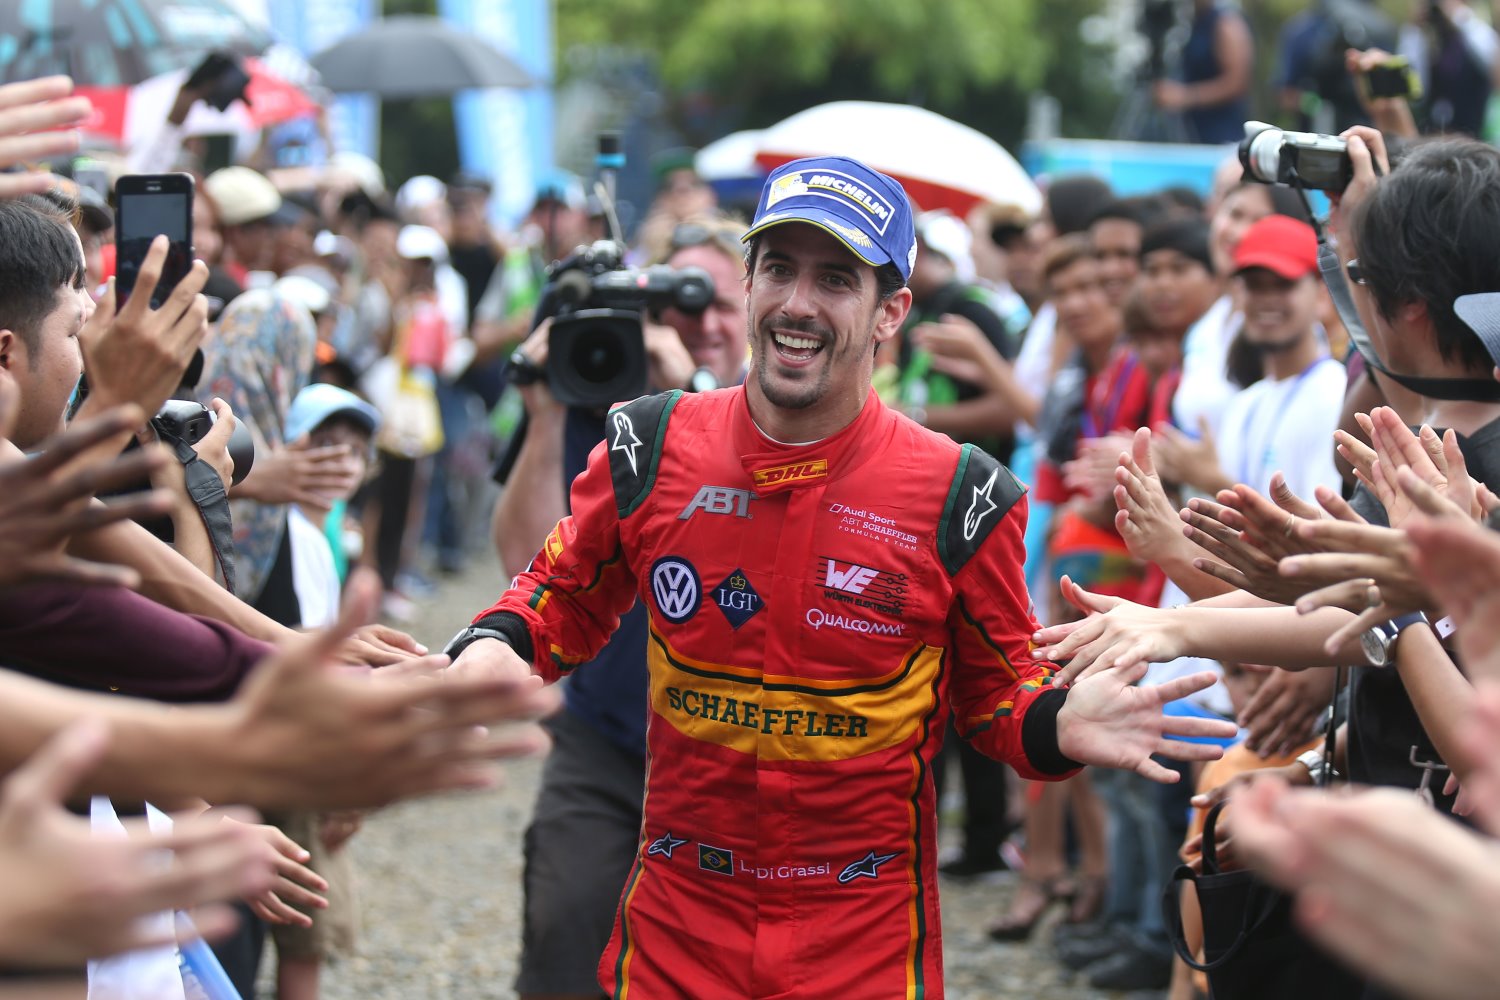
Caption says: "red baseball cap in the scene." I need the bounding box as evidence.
[1231,214,1318,280]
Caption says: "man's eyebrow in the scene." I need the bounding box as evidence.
[759,248,864,284]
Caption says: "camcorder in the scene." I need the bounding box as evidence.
[515,240,714,409]
[1239,120,1353,193]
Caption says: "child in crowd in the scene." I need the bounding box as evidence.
[272,382,381,1000]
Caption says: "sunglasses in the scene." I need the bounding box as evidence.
[1346,258,1368,286]
[669,221,745,253]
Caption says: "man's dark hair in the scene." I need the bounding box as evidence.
[19,187,81,229]
[1139,216,1214,274]
[744,233,905,301]
[1045,174,1114,236]
[1352,137,1500,373]
[1087,195,1171,232]
[0,200,84,363]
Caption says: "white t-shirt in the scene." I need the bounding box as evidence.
[288,507,340,629]
[1215,355,1347,498]
[1013,301,1057,437]
[1172,294,1242,437]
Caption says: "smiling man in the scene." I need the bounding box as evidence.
[450,156,1232,999]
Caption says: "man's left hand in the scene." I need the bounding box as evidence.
[1057,660,1235,783]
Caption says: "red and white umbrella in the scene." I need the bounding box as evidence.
[754,101,1041,218]
[75,57,320,149]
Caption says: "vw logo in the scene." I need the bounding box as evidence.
[651,557,701,624]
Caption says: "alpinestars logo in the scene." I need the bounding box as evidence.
[647,831,688,860]
[818,556,907,618]
[837,850,900,883]
[963,468,1000,541]
[611,411,643,476]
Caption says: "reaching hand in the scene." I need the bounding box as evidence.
[1407,516,1500,683]
[0,719,273,968]
[0,77,92,200]
[236,435,363,506]
[1233,779,1500,1000]
[221,816,329,928]
[1057,660,1235,783]
[1112,427,1192,565]
[1236,666,1336,758]
[1178,494,1311,604]
[226,569,557,809]
[0,399,174,589]
[1035,576,1179,687]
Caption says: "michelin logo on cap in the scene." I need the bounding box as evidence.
[766,169,896,236]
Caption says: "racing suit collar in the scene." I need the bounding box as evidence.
[734,387,891,496]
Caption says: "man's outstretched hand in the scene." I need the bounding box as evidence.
[1057,660,1235,783]
[0,77,91,200]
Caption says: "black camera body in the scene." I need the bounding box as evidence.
[152,399,256,486]
[1239,121,1353,193]
[541,240,714,409]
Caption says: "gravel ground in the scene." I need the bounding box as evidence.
[275,551,1135,1000]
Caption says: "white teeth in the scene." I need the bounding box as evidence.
[774,333,821,351]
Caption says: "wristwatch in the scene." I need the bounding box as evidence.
[443,626,515,660]
[1360,612,1430,667]
[1295,748,1333,783]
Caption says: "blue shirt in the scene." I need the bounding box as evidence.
[558,407,650,757]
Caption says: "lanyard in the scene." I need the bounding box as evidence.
[1236,355,1332,490]
[1082,352,1138,440]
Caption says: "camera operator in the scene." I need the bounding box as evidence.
[493,215,748,1000]
[1153,0,1255,144]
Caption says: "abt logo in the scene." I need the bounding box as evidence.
[679,486,755,520]
[824,559,879,595]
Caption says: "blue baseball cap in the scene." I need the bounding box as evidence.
[286,383,381,443]
[742,156,917,283]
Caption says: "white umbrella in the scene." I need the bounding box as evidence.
[754,101,1041,218]
[695,130,764,181]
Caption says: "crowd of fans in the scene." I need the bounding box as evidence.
[9,3,1500,997]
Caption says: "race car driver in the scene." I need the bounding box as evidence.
[447,155,1234,1000]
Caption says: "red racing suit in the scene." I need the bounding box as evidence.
[473,387,1081,1000]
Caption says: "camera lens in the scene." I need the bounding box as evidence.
[569,327,626,385]
[1243,127,1284,185]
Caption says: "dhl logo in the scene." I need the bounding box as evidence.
[753,459,829,488]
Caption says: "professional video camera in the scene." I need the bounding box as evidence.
[521,240,714,409]
[1239,121,1352,193]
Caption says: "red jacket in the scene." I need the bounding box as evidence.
[474,386,1079,999]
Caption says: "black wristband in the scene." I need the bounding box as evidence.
[447,611,535,664]
[1021,686,1085,776]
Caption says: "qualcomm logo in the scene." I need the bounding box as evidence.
[804,608,903,636]
[962,468,999,541]
[824,559,879,595]
[611,411,643,476]
[651,557,701,624]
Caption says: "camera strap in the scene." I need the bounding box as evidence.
[1294,183,1500,403]
[165,434,238,595]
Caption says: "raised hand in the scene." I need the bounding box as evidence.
[1236,666,1337,758]
[0,77,92,199]
[1057,660,1235,783]
[1113,428,1191,564]
[221,816,329,928]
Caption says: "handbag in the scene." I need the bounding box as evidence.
[361,310,445,460]
[1162,669,1363,1000]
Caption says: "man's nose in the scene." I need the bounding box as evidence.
[782,273,819,319]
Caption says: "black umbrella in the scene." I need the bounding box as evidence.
[310,16,533,97]
[0,0,270,85]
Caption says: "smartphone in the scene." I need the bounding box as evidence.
[114,173,195,308]
[1360,58,1422,102]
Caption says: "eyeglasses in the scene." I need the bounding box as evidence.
[1345,258,1368,286]
[660,219,747,266]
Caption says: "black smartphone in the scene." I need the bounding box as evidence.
[114,173,195,309]
[186,51,251,112]
[1361,58,1421,101]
